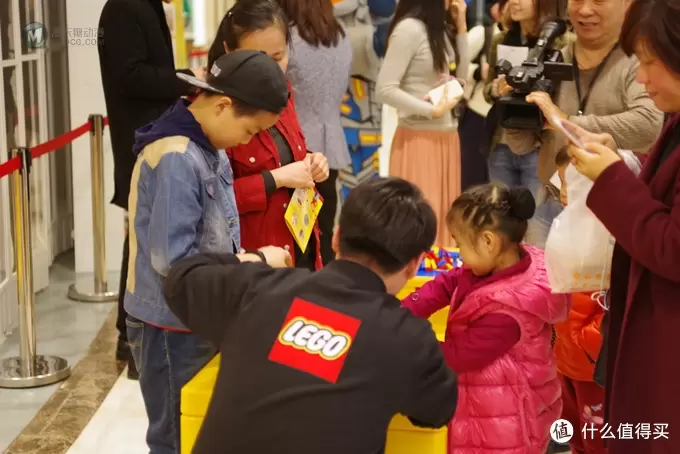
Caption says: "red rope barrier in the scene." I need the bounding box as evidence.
[31,121,90,159]
[0,116,108,179]
[0,156,21,178]
[189,49,208,58]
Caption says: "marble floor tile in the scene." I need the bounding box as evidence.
[3,307,124,454]
[66,371,148,454]
[0,252,118,452]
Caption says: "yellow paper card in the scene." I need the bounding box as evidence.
[284,188,323,253]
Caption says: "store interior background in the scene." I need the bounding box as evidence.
[0,1,233,450]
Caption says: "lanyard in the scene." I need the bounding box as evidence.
[572,43,619,116]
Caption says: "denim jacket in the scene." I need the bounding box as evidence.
[124,100,240,329]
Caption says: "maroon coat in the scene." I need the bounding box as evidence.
[586,114,679,453]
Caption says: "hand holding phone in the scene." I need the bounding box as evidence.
[559,119,618,152]
[552,117,585,149]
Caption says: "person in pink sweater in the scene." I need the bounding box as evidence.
[402,183,569,454]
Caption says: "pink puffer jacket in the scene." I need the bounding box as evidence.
[447,246,568,453]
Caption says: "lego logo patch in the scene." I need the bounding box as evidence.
[269,298,361,383]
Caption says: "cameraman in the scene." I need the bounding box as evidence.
[524,0,664,246]
[483,0,567,202]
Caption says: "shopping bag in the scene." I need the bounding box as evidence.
[544,150,641,293]
[545,165,614,293]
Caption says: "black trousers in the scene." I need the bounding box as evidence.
[458,108,490,191]
[314,169,338,265]
[116,234,129,342]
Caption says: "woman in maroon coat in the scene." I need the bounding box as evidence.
[561,0,680,451]
[207,0,328,270]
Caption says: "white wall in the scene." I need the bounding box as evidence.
[379,104,398,177]
[67,0,124,274]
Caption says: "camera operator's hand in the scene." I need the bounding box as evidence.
[449,0,467,32]
[492,76,513,99]
[526,91,567,129]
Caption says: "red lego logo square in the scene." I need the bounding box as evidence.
[268,298,362,383]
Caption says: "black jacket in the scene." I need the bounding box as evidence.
[97,0,193,209]
[164,254,458,454]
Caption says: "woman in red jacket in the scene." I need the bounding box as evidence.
[207,0,328,270]
[560,0,680,451]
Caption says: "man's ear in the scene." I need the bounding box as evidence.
[406,252,425,279]
[223,41,230,53]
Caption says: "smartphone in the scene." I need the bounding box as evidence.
[552,117,585,149]
[428,79,464,106]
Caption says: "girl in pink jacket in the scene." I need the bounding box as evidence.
[402,183,569,454]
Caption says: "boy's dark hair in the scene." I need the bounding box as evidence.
[208,0,290,69]
[447,183,536,244]
[338,177,437,274]
[201,91,262,117]
[555,146,570,167]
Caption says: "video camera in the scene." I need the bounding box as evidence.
[495,19,573,130]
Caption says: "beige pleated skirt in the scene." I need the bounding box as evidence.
[389,127,461,248]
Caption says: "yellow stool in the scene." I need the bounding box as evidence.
[181,275,449,454]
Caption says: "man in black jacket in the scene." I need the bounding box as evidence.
[97,0,201,377]
[164,177,459,454]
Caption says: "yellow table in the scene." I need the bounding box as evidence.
[180,275,449,454]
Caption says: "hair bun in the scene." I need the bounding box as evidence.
[508,187,536,221]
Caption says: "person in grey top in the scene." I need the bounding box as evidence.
[375,0,470,248]
[278,0,353,265]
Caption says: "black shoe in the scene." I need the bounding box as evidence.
[116,338,131,361]
[547,440,571,453]
[127,358,139,380]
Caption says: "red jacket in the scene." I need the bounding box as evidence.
[227,84,322,269]
[553,292,604,382]
[586,114,680,453]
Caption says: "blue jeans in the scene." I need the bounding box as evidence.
[487,144,542,199]
[127,317,217,454]
[525,187,564,248]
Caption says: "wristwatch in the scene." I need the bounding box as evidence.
[250,250,267,264]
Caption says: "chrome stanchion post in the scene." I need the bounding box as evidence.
[0,148,71,388]
[68,114,117,302]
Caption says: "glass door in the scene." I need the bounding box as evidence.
[19,0,52,292]
[43,0,72,259]
[0,0,52,309]
[0,0,20,339]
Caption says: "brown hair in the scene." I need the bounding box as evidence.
[506,0,561,37]
[275,0,345,47]
[208,0,290,70]
[620,0,680,76]
[555,146,571,167]
[387,0,459,73]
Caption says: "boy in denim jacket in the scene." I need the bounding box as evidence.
[125,51,290,453]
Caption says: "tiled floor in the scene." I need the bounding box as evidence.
[0,252,116,452]
[66,368,147,454]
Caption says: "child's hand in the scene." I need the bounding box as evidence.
[582,405,604,425]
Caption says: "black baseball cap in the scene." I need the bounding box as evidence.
[178,50,289,114]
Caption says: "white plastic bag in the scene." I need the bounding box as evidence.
[545,150,641,293]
